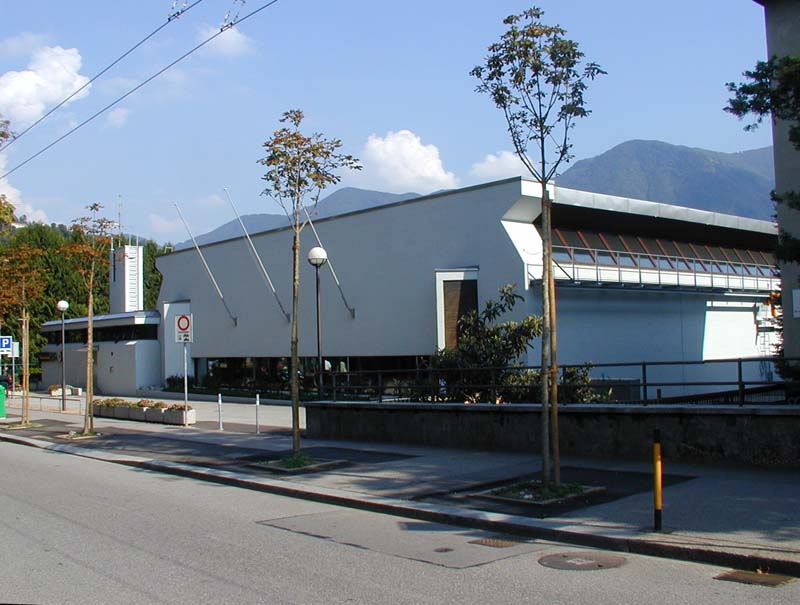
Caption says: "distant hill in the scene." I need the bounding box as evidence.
[557,140,775,220]
[177,187,419,249]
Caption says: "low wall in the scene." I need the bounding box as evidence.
[304,402,800,467]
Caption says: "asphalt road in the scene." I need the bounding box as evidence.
[1,442,796,604]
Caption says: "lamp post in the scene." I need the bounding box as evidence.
[307,246,328,399]
[56,300,69,412]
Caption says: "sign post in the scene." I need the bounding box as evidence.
[11,342,18,394]
[175,314,193,427]
[0,336,11,394]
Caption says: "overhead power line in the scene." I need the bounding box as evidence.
[0,0,206,154]
[1,0,283,181]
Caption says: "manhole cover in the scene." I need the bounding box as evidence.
[715,570,794,587]
[539,551,626,571]
[470,537,524,549]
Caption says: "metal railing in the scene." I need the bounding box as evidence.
[527,245,778,291]
[315,356,789,405]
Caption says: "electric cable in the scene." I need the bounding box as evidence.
[0,0,206,154]
[1,0,283,181]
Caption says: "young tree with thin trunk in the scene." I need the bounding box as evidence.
[66,204,114,436]
[258,109,360,456]
[0,245,45,425]
[471,7,604,485]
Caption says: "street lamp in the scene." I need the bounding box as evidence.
[307,246,328,399]
[56,300,69,412]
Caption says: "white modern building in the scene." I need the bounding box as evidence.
[154,177,779,398]
[40,244,162,394]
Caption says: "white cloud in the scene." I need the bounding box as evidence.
[148,212,185,238]
[0,45,90,126]
[355,130,458,193]
[197,25,255,57]
[469,150,528,182]
[0,153,48,223]
[107,107,130,128]
[0,33,49,57]
[194,193,225,208]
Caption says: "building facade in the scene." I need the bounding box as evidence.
[155,178,779,398]
[754,0,800,358]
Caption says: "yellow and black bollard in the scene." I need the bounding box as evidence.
[653,428,663,531]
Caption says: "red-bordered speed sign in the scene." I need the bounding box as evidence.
[175,313,193,343]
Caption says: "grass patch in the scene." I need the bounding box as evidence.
[493,480,587,503]
[276,453,317,469]
[2,422,44,431]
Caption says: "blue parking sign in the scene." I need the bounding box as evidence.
[0,336,11,355]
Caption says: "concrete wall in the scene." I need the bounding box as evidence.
[526,287,773,395]
[161,301,193,383]
[157,179,531,360]
[305,402,800,467]
[42,340,162,396]
[41,343,85,390]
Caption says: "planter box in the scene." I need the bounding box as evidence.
[112,406,130,420]
[145,408,166,423]
[50,387,82,397]
[163,409,196,425]
[128,407,147,422]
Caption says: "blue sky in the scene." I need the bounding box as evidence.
[0,0,772,243]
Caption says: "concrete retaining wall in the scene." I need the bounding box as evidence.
[305,402,800,467]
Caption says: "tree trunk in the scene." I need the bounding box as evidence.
[290,228,301,455]
[539,185,552,487]
[83,278,94,435]
[21,309,29,425]
[549,243,560,485]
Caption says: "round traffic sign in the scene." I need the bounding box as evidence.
[177,314,191,331]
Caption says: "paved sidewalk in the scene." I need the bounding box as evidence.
[2,394,798,576]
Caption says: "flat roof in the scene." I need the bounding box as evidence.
[551,184,776,236]
[164,177,777,257]
[41,310,160,331]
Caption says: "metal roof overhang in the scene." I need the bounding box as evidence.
[40,310,161,332]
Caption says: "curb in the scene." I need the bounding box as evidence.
[2,431,799,577]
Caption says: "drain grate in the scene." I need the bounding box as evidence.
[434,547,454,553]
[539,551,626,571]
[715,570,794,587]
[470,536,524,549]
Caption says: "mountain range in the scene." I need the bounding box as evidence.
[557,140,774,220]
[178,188,419,250]
[180,140,775,249]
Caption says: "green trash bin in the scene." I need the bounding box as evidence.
[0,384,6,419]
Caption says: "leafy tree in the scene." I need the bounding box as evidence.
[258,109,360,455]
[471,7,604,485]
[0,116,16,228]
[0,244,46,423]
[65,204,114,436]
[143,239,165,311]
[432,285,542,402]
[726,56,800,255]
[726,55,800,370]
[0,196,15,228]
